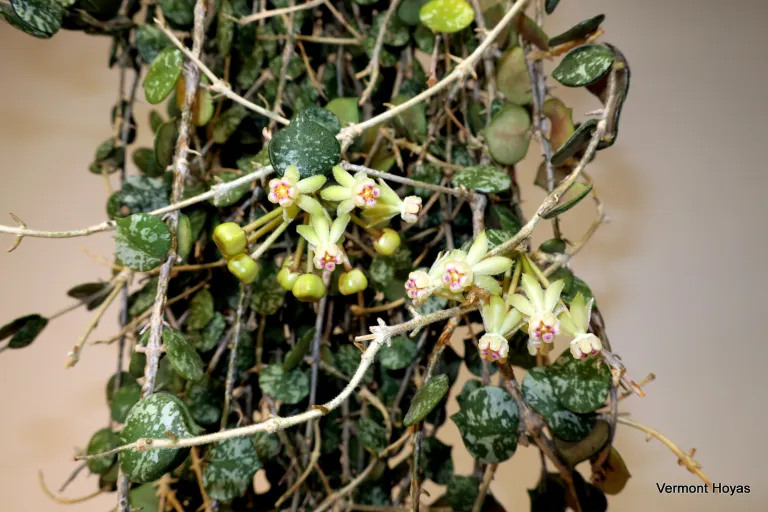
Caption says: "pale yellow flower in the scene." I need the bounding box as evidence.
[559,292,602,359]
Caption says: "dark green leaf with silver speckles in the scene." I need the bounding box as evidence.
[549,350,610,414]
[452,165,511,194]
[143,47,183,105]
[523,367,594,442]
[336,345,374,384]
[451,385,519,463]
[157,0,195,29]
[154,119,179,169]
[548,14,606,47]
[446,475,480,512]
[9,0,62,39]
[258,365,309,404]
[198,312,226,353]
[295,105,341,135]
[269,116,341,178]
[209,170,250,207]
[115,214,171,272]
[110,381,142,423]
[135,24,172,64]
[404,374,449,426]
[202,437,262,501]
[0,314,48,349]
[250,264,285,315]
[107,176,169,219]
[87,428,120,474]
[163,328,204,382]
[187,289,214,331]
[358,416,388,453]
[379,336,417,370]
[184,377,222,426]
[552,44,614,87]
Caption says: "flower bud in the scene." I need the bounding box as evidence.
[373,228,401,256]
[292,274,326,302]
[339,269,368,295]
[213,222,247,260]
[227,253,260,284]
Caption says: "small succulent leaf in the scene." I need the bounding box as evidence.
[106,372,137,404]
[549,350,611,413]
[107,176,170,219]
[202,437,262,501]
[157,0,195,29]
[485,105,531,165]
[548,14,606,47]
[398,0,430,25]
[391,94,428,143]
[325,97,360,126]
[118,393,202,483]
[496,46,531,105]
[451,386,519,463]
[269,117,341,178]
[9,0,62,39]
[210,170,250,207]
[0,314,48,349]
[115,214,171,272]
[420,0,475,34]
[282,328,314,372]
[452,165,511,194]
[143,47,183,105]
[446,475,480,512]
[163,329,204,382]
[514,13,549,50]
[552,44,614,87]
[187,289,214,330]
[358,416,388,453]
[528,473,567,511]
[403,374,450,426]
[541,182,593,219]
[336,345,374,383]
[554,420,611,467]
[258,365,310,405]
[110,382,142,424]
[545,0,560,14]
[250,264,285,315]
[184,376,223,426]
[295,105,342,135]
[420,437,454,485]
[212,104,248,144]
[456,379,482,409]
[523,367,594,441]
[153,119,179,169]
[379,335,417,370]
[252,432,282,460]
[129,483,160,511]
[135,24,172,63]
[86,428,121,474]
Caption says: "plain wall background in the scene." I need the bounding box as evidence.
[1,0,767,510]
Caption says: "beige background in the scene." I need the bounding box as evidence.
[1,0,767,510]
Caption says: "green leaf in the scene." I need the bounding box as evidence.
[421,437,454,485]
[594,448,631,495]
[258,365,309,404]
[9,0,62,39]
[452,165,511,194]
[550,118,598,166]
[115,214,171,272]
[403,374,449,426]
[143,47,183,105]
[336,345,374,384]
[549,14,606,47]
[187,289,214,330]
[198,312,226,353]
[163,329,204,382]
[107,176,169,219]
[106,371,137,404]
[87,428,120,474]
[136,24,172,64]
[446,475,480,512]
[269,115,341,178]
[372,10,409,46]
[522,367,595,442]
[553,420,610,467]
[541,182,593,219]
[379,336,417,370]
[514,13,549,51]
[154,119,179,169]
[358,416,388,453]
[0,314,48,349]
[451,386,519,463]
[398,0,430,26]
[158,0,195,29]
[283,328,314,372]
[250,264,285,315]
[296,105,341,135]
[545,0,560,14]
[549,350,610,413]
[213,105,248,144]
[496,46,531,105]
[131,147,162,177]
[185,377,222,426]
[420,0,475,34]
[391,94,427,143]
[552,44,614,87]
[209,170,250,207]
[217,0,234,56]
[456,379,482,409]
[110,381,142,423]
[363,36,397,68]
[325,98,360,126]
[252,432,281,460]
[128,279,158,318]
[528,473,567,512]
[484,105,531,165]
[149,110,165,133]
[118,393,202,483]
[129,483,160,511]
[203,437,262,501]
[539,238,566,254]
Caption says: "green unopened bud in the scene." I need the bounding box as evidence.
[292,274,326,302]
[373,228,400,256]
[277,266,300,291]
[227,253,260,284]
[338,269,368,295]
[213,222,247,259]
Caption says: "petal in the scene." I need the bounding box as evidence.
[330,214,350,243]
[475,275,502,295]
[472,256,514,276]
[285,165,300,183]
[321,185,352,202]
[486,295,506,332]
[557,311,578,337]
[283,204,299,220]
[310,214,331,243]
[466,231,488,265]
[570,292,587,332]
[521,273,544,312]
[544,279,565,312]
[297,195,325,217]
[377,178,401,206]
[499,308,524,336]
[332,165,356,188]
[295,225,321,247]
[507,293,535,317]
[297,175,327,194]
[337,199,355,215]
[584,297,595,330]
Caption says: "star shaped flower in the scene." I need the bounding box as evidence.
[295,214,350,272]
[507,273,565,355]
[477,295,525,362]
[320,166,381,216]
[267,165,326,219]
[559,292,602,359]
[360,178,422,226]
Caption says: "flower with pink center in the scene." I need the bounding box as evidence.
[478,334,509,362]
[267,165,327,219]
[405,271,433,304]
[268,176,298,207]
[477,295,524,362]
[558,292,603,359]
[353,179,380,208]
[441,260,473,293]
[507,272,566,356]
[313,243,344,272]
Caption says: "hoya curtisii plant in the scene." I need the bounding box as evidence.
[1,0,711,510]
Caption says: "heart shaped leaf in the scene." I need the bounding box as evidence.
[107,176,169,219]
[187,289,214,330]
[87,428,121,474]
[115,214,171,272]
[295,105,342,135]
[118,393,202,483]
[452,165,511,194]
[451,385,519,463]
[420,0,475,34]
[404,374,449,426]
[496,46,531,105]
[259,365,310,405]
[143,47,183,105]
[110,381,142,423]
[203,437,262,501]
[548,350,610,413]
[552,45,614,87]
[184,376,223,426]
[164,328,204,382]
[358,416,388,453]
[135,24,172,63]
[269,116,341,179]
[250,264,285,315]
[379,336,417,370]
[485,105,531,165]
